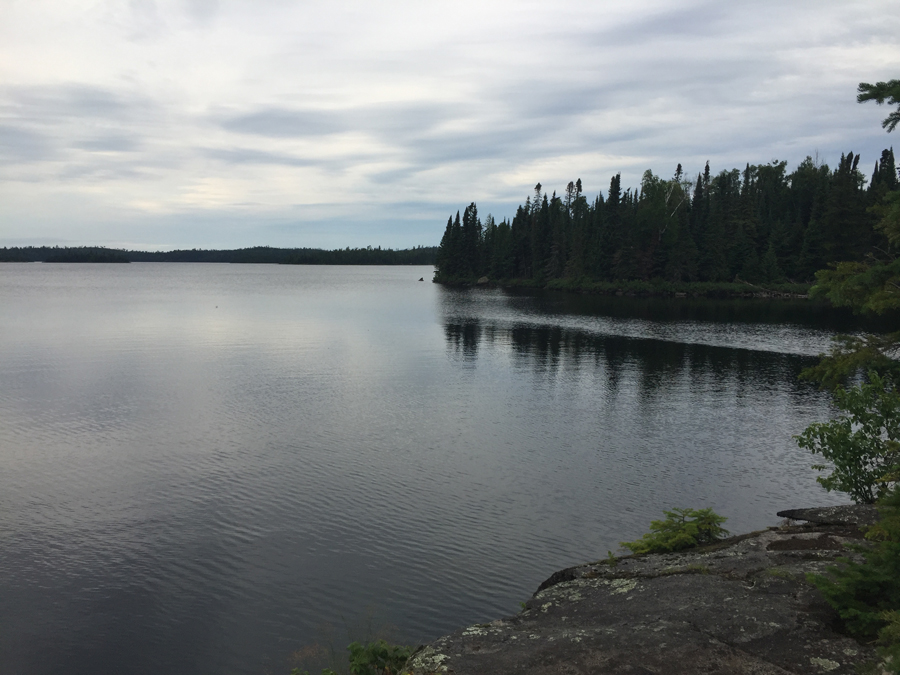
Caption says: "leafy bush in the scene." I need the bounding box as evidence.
[620,507,729,555]
[346,640,412,675]
[808,488,900,673]
[291,640,412,675]
[795,372,900,504]
[878,610,900,674]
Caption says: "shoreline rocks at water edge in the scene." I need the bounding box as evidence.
[406,505,881,675]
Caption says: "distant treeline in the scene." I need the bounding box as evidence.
[48,248,130,263]
[435,149,899,287]
[0,245,437,265]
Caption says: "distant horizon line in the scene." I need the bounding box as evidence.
[0,244,439,253]
[0,245,439,265]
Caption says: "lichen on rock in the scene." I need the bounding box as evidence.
[405,506,880,675]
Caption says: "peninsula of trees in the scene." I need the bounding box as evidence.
[434,150,899,293]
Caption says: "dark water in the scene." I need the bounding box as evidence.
[0,264,861,674]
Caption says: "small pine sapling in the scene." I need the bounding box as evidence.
[620,507,729,555]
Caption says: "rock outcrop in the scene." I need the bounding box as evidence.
[407,506,880,675]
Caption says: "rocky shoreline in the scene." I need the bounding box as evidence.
[434,276,812,300]
[407,505,880,675]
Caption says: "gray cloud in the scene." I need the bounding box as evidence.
[350,102,452,136]
[587,1,733,45]
[217,101,452,140]
[74,135,142,152]
[0,0,898,248]
[183,0,221,26]
[218,108,345,137]
[0,125,55,162]
[3,85,141,122]
[0,84,168,184]
[203,147,319,166]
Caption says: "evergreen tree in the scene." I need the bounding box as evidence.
[435,215,457,277]
[698,168,735,281]
[460,202,482,277]
[820,152,871,263]
[760,242,785,283]
[598,173,622,280]
[858,79,900,132]
[435,146,896,287]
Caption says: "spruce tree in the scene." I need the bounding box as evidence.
[435,216,456,278]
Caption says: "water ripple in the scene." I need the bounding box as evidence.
[0,264,851,675]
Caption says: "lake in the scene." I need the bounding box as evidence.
[0,263,861,674]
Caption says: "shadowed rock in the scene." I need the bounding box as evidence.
[776,505,879,527]
[407,506,878,675]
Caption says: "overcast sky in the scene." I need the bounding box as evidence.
[1,0,899,250]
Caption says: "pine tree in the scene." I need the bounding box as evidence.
[460,202,481,277]
[597,173,622,280]
[698,167,734,281]
[435,147,896,287]
[435,216,456,278]
[819,152,871,263]
[760,242,785,283]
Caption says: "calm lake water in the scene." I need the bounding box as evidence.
[0,264,863,674]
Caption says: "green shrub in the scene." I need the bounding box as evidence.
[795,372,900,504]
[291,640,412,675]
[620,507,729,555]
[347,640,412,675]
[808,488,900,673]
[878,610,900,674]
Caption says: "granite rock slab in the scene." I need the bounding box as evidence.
[407,506,881,675]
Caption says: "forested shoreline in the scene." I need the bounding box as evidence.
[434,150,899,295]
[0,245,437,265]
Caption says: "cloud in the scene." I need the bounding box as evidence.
[202,147,318,167]
[183,0,220,26]
[0,85,158,156]
[74,135,142,152]
[0,125,54,162]
[218,108,344,138]
[6,85,135,120]
[0,0,899,248]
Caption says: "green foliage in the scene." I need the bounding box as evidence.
[801,332,900,391]
[291,640,412,675]
[683,564,710,575]
[872,188,900,252]
[858,79,900,133]
[807,488,900,672]
[434,147,893,288]
[800,84,900,390]
[808,150,900,331]
[345,640,412,675]
[766,567,798,581]
[795,372,900,504]
[877,610,900,674]
[797,81,900,673]
[810,249,900,318]
[620,507,728,555]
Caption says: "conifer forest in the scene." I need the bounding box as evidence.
[435,149,899,287]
